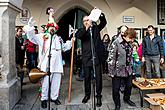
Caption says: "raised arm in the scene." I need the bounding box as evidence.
[59,36,73,52]
[23,17,44,46]
[26,28,43,46]
[97,13,107,31]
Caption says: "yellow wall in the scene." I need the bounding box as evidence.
[16,0,165,38]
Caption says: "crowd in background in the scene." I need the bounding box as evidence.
[15,27,39,85]
[15,25,165,82]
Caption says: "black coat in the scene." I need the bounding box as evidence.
[76,13,107,67]
[15,36,25,67]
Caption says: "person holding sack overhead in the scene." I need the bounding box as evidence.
[75,7,107,107]
[23,7,74,109]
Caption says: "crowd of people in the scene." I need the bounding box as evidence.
[15,7,165,110]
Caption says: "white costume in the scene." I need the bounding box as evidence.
[24,24,72,101]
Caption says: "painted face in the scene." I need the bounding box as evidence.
[48,8,54,14]
[147,27,155,36]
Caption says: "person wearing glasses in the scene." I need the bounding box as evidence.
[75,11,107,107]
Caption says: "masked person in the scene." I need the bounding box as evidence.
[23,7,73,109]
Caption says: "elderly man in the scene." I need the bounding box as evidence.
[75,11,107,107]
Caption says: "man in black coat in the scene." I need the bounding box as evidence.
[75,12,107,107]
[15,27,25,68]
[15,27,25,85]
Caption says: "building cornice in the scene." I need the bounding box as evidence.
[0,2,22,12]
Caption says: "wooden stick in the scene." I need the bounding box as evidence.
[68,12,77,102]
[68,38,75,102]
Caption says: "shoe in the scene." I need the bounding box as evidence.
[51,99,61,105]
[41,100,47,108]
[96,97,102,107]
[82,95,90,103]
[124,99,136,106]
[115,105,120,110]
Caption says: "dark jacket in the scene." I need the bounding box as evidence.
[142,35,164,58]
[76,13,107,67]
[15,35,25,67]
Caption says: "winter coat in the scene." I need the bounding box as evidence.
[107,35,133,77]
[75,13,107,66]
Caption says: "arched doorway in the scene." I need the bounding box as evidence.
[57,8,88,41]
[57,8,88,64]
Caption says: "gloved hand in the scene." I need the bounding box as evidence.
[28,17,36,27]
[23,17,35,33]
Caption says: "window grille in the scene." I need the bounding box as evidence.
[158,0,165,25]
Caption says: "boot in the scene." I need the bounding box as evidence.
[41,100,47,108]
[82,95,90,103]
[115,105,120,110]
[96,95,102,107]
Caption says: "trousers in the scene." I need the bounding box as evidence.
[145,55,160,78]
[41,73,61,101]
[112,75,132,106]
[83,64,102,97]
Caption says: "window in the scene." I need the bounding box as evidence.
[158,0,165,25]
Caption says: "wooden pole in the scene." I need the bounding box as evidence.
[68,38,75,102]
[68,13,76,102]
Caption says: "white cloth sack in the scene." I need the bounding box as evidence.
[88,8,102,22]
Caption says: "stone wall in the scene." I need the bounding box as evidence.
[0,0,23,109]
